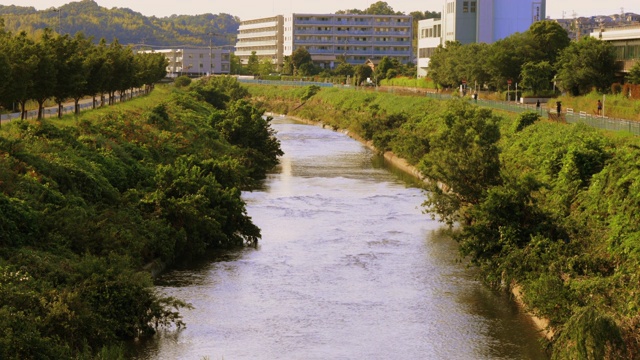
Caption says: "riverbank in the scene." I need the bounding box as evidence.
[252,84,640,358]
[0,79,282,359]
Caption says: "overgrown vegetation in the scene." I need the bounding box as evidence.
[0,78,282,358]
[247,84,640,359]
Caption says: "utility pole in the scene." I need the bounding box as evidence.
[208,32,220,76]
[52,8,62,33]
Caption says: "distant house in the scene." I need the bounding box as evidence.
[139,48,231,77]
[417,0,546,78]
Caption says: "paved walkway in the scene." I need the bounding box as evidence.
[0,89,145,127]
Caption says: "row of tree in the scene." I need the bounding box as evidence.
[0,23,168,119]
[242,46,415,86]
[427,20,632,96]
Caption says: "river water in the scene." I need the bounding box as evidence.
[132,117,548,360]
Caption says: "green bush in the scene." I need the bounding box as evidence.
[173,75,192,87]
[512,111,540,132]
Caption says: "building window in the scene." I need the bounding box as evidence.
[471,1,477,13]
[463,2,469,13]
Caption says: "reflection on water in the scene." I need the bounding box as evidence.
[131,117,548,360]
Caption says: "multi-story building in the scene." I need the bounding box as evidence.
[140,48,231,77]
[235,16,284,67]
[591,24,640,74]
[417,0,546,77]
[417,19,443,76]
[282,13,413,69]
[235,13,413,71]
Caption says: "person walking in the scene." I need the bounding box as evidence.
[597,100,602,116]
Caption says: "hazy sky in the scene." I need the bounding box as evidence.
[2,0,639,20]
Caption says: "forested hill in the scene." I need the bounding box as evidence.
[0,0,238,47]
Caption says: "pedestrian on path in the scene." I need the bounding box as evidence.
[597,100,602,116]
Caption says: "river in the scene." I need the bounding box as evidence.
[131,116,548,360]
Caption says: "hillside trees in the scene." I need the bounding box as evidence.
[0,2,240,48]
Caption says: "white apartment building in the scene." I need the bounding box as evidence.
[235,13,413,71]
[417,0,545,77]
[235,16,284,67]
[140,48,231,77]
[417,19,442,77]
[282,13,413,69]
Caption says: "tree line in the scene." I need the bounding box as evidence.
[0,0,239,47]
[0,23,168,120]
[427,20,640,96]
[242,46,416,86]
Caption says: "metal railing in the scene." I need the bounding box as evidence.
[238,79,334,88]
[422,92,640,135]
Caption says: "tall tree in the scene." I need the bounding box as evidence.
[7,31,38,119]
[290,47,312,76]
[418,99,502,225]
[229,53,242,75]
[485,32,540,90]
[246,51,259,75]
[528,20,571,65]
[521,61,554,94]
[626,61,640,85]
[52,33,88,117]
[555,37,617,95]
[258,58,273,76]
[32,28,58,119]
[354,64,372,85]
[85,38,109,108]
[0,21,12,111]
[364,1,399,15]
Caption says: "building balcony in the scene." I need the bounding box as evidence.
[237,31,278,39]
[236,40,279,48]
[239,21,279,31]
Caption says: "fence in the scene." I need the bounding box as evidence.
[423,92,640,136]
[238,79,334,88]
[0,89,146,125]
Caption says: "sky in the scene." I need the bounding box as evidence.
[2,0,640,21]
